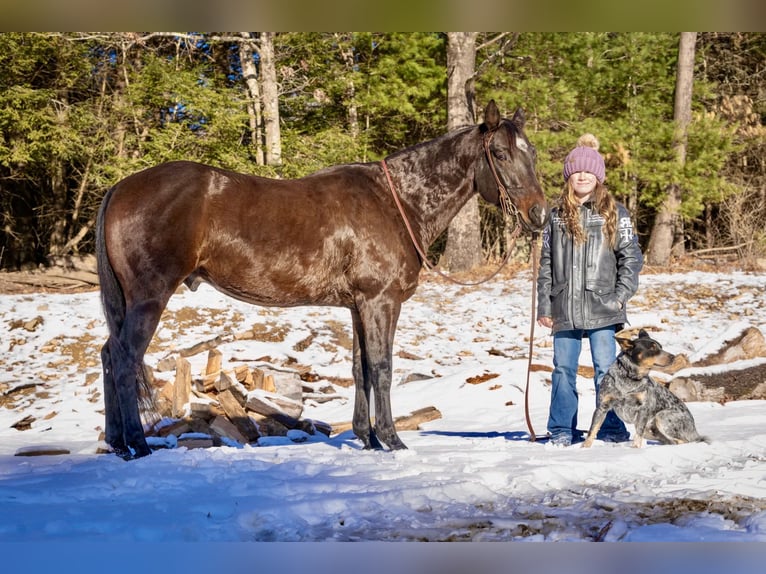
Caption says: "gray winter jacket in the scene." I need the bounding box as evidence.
[536,201,643,333]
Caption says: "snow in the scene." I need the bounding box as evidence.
[1,268,765,566]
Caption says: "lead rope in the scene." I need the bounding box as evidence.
[524,232,541,442]
[381,157,520,287]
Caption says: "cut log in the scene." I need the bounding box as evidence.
[205,348,223,376]
[246,389,303,419]
[695,326,766,366]
[209,415,248,444]
[200,348,223,390]
[172,357,191,418]
[668,360,766,403]
[215,370,236,393]
[234,365,254,389]
[394,405,442,431]
[330,405,442,435]
[15,445,71,456]
[189,396,224,420]
[252,368,265,390]
[262,374,276,393]
[218,389,261,442]
[177,438,215,450]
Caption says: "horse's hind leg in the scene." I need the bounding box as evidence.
[350,309,383,450]
[101,340,129,457]
[110,298,167,459]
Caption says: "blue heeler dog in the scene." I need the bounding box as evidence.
[583,329,707,448]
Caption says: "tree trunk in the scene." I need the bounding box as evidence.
[335,34,360,142]
[259,32,282,166]
[440,32,481,272]
[47,93,70,259]
[646,32,697,266]
[238,32,265,165]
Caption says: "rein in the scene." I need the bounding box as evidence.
[380,131,521,287]
[381,131,542,441]
[524,232,541,442]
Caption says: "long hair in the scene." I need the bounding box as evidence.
[556,180,618,247]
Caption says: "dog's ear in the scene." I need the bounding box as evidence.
[615,334,634,351]
[638,329,650,339]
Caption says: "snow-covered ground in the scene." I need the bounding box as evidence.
[1,267,765,559]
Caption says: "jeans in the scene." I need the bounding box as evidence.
[547,325,628,441]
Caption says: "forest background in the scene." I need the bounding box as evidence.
[0,32,764,273]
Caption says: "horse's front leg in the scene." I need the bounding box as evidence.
[356,296,406,451]
[350,309,383,450]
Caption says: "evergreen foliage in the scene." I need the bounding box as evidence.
[0,32,762,269]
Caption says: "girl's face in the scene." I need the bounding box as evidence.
[569,171,598,203]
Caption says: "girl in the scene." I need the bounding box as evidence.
[537,134,643,446]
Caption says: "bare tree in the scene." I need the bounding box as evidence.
[646,32,697,266]
[239,32,265,165]
[334,33,360,141]
[259,32,282,166]
[440,32,481,272]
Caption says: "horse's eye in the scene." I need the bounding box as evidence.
[494,151,507,161]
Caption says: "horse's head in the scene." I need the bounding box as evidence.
[476,100,548,232]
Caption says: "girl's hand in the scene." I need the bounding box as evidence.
[537,316,553,328]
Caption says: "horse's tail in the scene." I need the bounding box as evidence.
[96,187,156,414]
[95,186,124,338]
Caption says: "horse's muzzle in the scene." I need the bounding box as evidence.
[527,203,549,231]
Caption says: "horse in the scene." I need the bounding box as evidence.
[95,99,548,459]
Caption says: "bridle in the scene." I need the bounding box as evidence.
[380,127,523,287]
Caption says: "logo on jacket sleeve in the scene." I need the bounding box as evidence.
[619,216,634,241]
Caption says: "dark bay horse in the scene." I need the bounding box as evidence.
[96,99,548,459]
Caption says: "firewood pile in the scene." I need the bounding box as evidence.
[145,347,442,450]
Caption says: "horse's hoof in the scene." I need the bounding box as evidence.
[113,440,152,460]
[361,437,385,450]
[132,443,153,458]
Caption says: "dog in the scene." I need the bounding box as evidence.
[582,329,707,448]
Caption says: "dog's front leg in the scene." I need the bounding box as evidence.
[630,392,650,448]
[632,414,652,448]
[582,401,612,448]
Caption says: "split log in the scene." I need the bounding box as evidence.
[177,437,216,449]
[172,357,191,418]
[217,389,261,441]
[189,394,225,419]
[215,370,236,393]
[234,365,254,389]
[330,405,442,435]
[262,374,276,393]
[246,389,303,419]
[251,368,265,390]
[394,406,442,431]
[200,348,223,391]
[209,415,248,444]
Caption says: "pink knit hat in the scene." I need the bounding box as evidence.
[562,134,605,183]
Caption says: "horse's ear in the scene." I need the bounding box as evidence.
[483,100,501,130]
[512,108,526,129]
